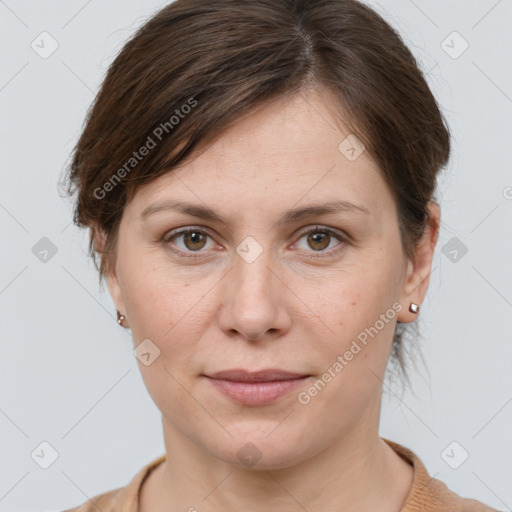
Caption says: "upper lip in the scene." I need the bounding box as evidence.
[205,369,309,382]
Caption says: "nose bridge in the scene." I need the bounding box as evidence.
[217,233,288,340]
[232,234,275,299]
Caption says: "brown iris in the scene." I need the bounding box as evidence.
[307,231,331,251]
[183,231,207,251]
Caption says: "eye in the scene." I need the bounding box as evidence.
[162,227,215,258]
[162,225,348,260]
[294,226,347,257]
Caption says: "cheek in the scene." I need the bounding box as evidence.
[121,262,222,376]
[299,284,398,429]
[297,257,401,374]
[120,253,200,330]
[294,256,398,328]
[125,270,208,418]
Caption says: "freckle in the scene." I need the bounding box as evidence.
[184,283,190,287]
[351,301,356,306]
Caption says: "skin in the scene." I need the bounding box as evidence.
[101,86,440,512]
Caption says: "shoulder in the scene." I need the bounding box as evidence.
[382,438,501,512]
[414,478,499,512]
[61,486,124,512]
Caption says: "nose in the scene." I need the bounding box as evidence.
[217,246,292,342]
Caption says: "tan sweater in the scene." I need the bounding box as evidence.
[62,438,499,511]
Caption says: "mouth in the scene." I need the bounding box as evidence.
[207,368,309,382]
[203,369,312,406]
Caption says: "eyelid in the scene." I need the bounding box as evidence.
[294,224,347,240]
[163,225,215,241]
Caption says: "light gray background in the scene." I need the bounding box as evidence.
[1,1,511,511]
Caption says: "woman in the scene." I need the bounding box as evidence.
[61,0,499,510]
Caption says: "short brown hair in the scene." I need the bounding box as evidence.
[60,0,451,388]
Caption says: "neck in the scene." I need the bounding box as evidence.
[140,416,413,512]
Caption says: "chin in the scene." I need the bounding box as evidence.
[206,425,315,470]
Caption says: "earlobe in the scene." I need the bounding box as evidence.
[396,201,440,323]
[106,269,130,328]
[105,270,122,310]
[95,228,129,328]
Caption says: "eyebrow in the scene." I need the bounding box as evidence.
[140,199,370,226]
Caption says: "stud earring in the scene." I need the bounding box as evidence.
[409,302,420,314]
[116,309,126,326]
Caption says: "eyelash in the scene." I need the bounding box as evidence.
[161,225,348,260]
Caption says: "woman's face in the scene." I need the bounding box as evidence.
[105,88,437,468]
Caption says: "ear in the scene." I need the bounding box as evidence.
[396,201,440,323]
[95,228,129,327]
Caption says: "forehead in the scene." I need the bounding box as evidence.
[126,89,391,222]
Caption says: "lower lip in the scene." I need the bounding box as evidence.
[205,376,310,406]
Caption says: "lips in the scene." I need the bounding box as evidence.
[206,369,309,382]
[204,369,311,406]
